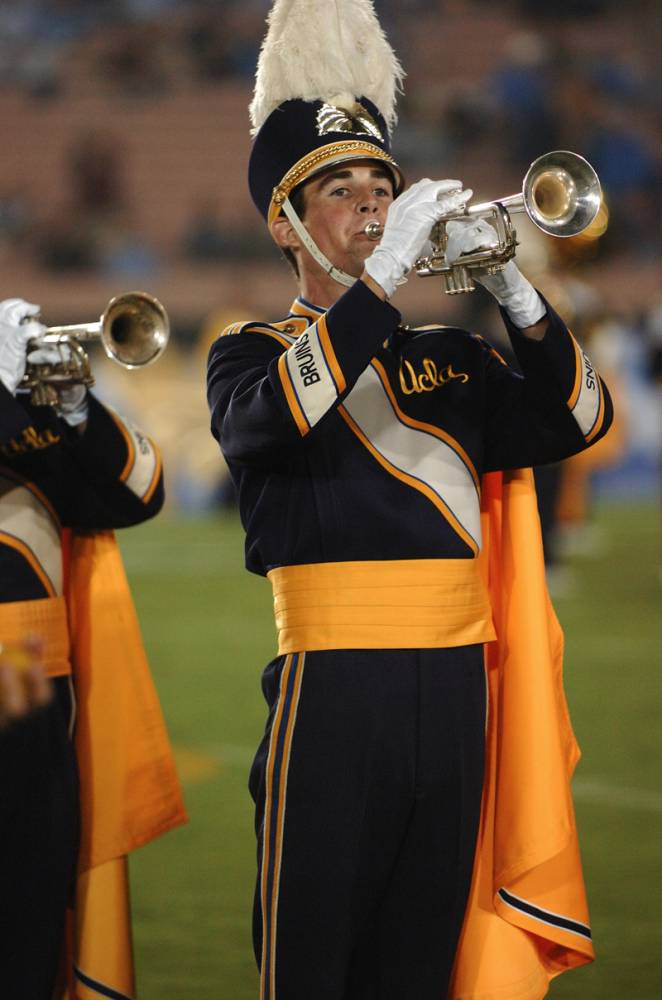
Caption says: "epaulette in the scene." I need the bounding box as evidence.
[399,323,466,339]
[220,318,303,349]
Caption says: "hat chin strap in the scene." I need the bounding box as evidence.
[282,197,356,289]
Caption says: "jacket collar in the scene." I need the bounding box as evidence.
[289,296,326,322]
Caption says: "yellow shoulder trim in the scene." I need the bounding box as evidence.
[409,323,453,333]
[220,321,246,338]
[220,320,293,350]
[271,316,308,337]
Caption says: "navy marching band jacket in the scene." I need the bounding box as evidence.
[0,383,164,606]
[207,279,612,580]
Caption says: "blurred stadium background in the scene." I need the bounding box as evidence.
[1,0,660,997]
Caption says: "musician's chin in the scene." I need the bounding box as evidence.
[348,251,372,275]
[350,237,378,262]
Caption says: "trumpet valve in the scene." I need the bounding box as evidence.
[442,265,475,295]
[30,382,61,407]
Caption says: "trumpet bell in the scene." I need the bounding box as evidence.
[101,291,169,369]
[522,150,602,238]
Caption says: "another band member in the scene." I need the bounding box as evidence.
[0,296,185,999]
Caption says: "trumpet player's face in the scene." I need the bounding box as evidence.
[292,161,394,277]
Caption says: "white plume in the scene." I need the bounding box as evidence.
[249,0,405,135]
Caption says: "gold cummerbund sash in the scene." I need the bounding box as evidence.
[0,596,71,677]
[268,559,497,653]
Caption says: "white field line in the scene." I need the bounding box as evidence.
[572,778,662,814]
[206,743,257,767]
[204,746,662,814]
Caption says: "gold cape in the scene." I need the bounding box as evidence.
[450,469,594,1000]
[62,530,188,1000]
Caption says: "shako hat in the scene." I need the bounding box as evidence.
[248,0,406,247]
[250,95,403,226]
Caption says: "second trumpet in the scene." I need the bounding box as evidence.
[23,291,169,406]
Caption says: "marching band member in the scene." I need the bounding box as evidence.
[0,296,185,1000]
[207,2,612,997]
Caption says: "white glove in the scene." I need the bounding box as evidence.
[445,218,546,328]
[364,179,473,298]
[0,298,46,395]
[26,346,89,426]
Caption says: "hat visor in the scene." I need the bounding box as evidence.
[268,141,404,225]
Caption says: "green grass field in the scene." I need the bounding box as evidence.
[118,501,662,1000]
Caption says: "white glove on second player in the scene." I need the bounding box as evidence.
[364,179,473,298]
[26,345,89,426]
[0,298,46,395]
[55,382,89,427]
[445,217,546,328]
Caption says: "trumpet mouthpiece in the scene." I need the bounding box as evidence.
[364,221,383,240]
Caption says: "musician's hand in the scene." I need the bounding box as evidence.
[26,345,89,427]
[0,640,53,728]
[445,218,546,329]
[56,383,89,427]
[0,298,46,395]
[364,179,472,298]
[444,217,499,266]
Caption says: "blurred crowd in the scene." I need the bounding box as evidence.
[0,0,660,550]
[0,0,266,98]
[0,0,659,271]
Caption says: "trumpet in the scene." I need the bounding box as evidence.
[22,291,169,406]
[364,150,602,294]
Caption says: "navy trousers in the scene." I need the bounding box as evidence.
[0,677,79,999]
[250,645,486,1000]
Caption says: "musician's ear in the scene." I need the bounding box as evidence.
[270,215,301,251]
